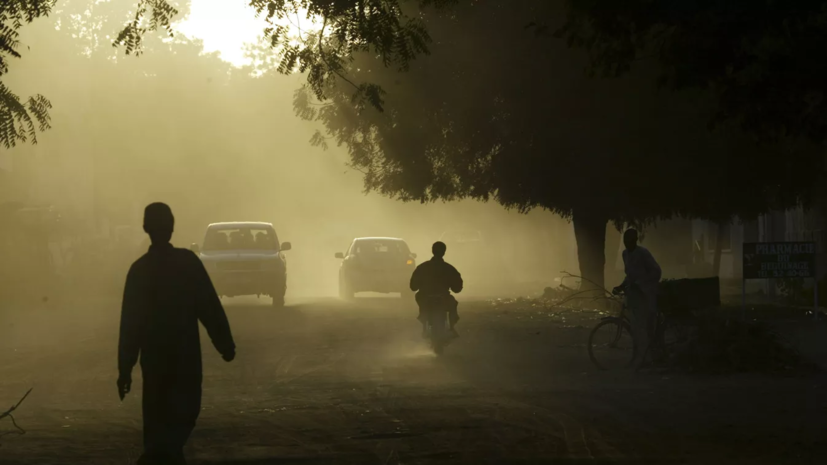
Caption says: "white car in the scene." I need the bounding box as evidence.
[335,237,417,299]
[191,222,292,307]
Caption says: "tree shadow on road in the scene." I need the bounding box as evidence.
[191,457,682,465]
[224,302,308,323]
[191,455,371,465]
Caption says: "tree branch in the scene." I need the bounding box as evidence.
[316,17,360,93]
[0,388,33,441]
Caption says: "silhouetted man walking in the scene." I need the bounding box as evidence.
[118,203,235,465]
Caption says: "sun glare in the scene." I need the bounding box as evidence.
[175,0,318,67]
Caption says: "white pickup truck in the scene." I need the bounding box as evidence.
[191,222,292,307]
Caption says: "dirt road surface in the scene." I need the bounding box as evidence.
[1,296,826,464]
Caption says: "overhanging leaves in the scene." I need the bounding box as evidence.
[115,0,458,111]
[554,0,827,145]
[292,0,821,227]
[0,83,52,149]
[0,1,54,149]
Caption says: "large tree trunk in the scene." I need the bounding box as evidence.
[712,220,725,277]
[604,223,622,286]
[573,209,609,290]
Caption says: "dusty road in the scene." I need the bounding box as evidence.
[1,296,827,464]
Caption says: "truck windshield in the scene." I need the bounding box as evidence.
[204,227,278,251]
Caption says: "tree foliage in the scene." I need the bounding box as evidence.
[290,0,824,287]
[7,0,826,287]
[0,82,51,148]
[553,0,827,145]
[298,1,818,217]
[112,0,179,56]
[115,0,457,110]
[7,0,457,150]
[0,0,53,148]
[0,0,53,74]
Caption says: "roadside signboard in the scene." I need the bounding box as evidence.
[743,242,816,279]
[742,242,818,320]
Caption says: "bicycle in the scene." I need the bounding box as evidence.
[554,275,692,371]
[584,289,637,370]
[588,289,694,371]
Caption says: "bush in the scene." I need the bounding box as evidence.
[674,312,813,373]
[778,277,827,306]
[658,277,721,317]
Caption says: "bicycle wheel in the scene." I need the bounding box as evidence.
[588,318,636,370]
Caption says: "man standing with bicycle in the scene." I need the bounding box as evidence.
[612,229,662,369]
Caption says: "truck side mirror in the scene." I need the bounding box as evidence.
[280,242,292,251]
[335,252,344,259]
[190,243,200,254]
[411,253,417,259]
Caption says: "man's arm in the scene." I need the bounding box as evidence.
[191,253,235,358]
[410,264,422,292]
[614,251,629,293]
[619,275,629,287]
[642,248,662,283]
[450,265,463,294]
[118,265,143,379]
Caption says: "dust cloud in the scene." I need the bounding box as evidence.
[5,5,826,465]
[0,0,577,313]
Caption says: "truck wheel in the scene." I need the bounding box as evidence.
[339,277,354,300]
[272,278,286,308]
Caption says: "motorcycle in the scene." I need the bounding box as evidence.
[419,294,455,355]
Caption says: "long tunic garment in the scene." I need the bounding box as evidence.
[620,246,662,364]
[119,243,235,458]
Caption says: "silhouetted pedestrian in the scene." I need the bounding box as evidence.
[117,203,235,465]
[612,229,662,369]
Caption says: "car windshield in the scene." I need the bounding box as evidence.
[352,240,410,257]
[204,227,277,251]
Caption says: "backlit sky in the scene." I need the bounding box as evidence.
[175,0,315,67]
[175,0,271,66]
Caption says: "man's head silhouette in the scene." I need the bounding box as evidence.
[432,241,447,258]
[143,202,174,245]
[623,228,639,251]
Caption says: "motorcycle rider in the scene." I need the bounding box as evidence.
[410,241,463,337]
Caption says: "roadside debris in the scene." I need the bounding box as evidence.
[0,388,33,445]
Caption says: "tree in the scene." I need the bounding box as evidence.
[552,0,827,146]
[17,0,456,250]
[13,0,824,289]
[289,0,822,289]
[0,0,53,148]
[3,0,454,147]
[116,0,457,110]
